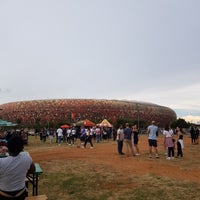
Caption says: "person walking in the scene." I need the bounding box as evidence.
[0,134,35,200]
[147,121,159,158]
[163,124,174,160]
[123,123,134,156]
[116,124,124,155]
[83,128,94,149]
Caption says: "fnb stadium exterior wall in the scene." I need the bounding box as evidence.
[0,99,177,127]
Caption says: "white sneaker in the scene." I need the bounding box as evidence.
[155,154,159,158]
[166,157,171,160]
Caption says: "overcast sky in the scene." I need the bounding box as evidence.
[0,0,200,121]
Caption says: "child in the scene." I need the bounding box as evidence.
[176,126,184,158]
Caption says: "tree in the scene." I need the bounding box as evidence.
[171,118,190,129]
[113,118,147,129]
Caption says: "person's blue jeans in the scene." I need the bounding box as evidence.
[117,140,123,155]
[58,136,62,144]
[96,134,100,143]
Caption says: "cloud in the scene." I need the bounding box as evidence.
[181,115,200,124]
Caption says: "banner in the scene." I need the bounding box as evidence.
[71,113,76,120]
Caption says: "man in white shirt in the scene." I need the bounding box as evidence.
[56,127,63,145]
[117,124,124,155]
[0,134,35,199]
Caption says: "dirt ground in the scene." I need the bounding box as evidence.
[28,135,200,184]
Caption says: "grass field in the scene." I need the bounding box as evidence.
[25,134,200,200]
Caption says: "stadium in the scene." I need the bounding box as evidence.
[0,99,177,127]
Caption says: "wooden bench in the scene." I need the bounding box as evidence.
[26,163,43,196]
[25,194,48,200]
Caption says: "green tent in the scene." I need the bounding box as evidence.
[0,119,17,127]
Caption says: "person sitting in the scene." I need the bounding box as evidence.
[0,134,35,200]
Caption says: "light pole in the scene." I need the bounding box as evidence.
[137,110,140,130]
[136,103,140,130]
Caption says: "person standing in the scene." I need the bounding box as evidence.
[71,127,76,146]
[49,128,54,144]
[56,127,63,146]
[132,124,140,156]
[195,127,199,144]
[0,134,35,200]
[62,128,67,143]
[95,126,101,143]
[42,127,47,143]
[123,123,134,156]
[102,128,108,142]
[176,126,184,157]
[116,124,124,155]
[80,126,86,146]
[112,127,117,141]
[190,126,195,144]
[67,128,72,145]
[163,124,174,160]
[147,121,159,158]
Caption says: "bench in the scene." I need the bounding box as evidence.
[25,194,48,200]
[26,163,43,196]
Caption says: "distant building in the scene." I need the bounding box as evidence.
[0,99,177,127]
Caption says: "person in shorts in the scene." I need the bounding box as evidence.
[147,121,159,158]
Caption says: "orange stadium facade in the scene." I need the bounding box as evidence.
[0,99,177,127]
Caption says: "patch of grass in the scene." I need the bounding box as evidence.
[38,160,200,200]
[26,135,200,200]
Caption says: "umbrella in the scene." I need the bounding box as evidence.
[76,119,95,127]
[60,124,71,129]
[98,119,112,127]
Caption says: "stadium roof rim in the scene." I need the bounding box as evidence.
[0,98,162,107]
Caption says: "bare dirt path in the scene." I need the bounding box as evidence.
[28,136,200,184]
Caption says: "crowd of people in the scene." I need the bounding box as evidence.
[1,121,199,160]
[33,125,113,147]
[0,120,199,200]
[115,121,197,160]
[116,121,159,158]
[147,121,185,160]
